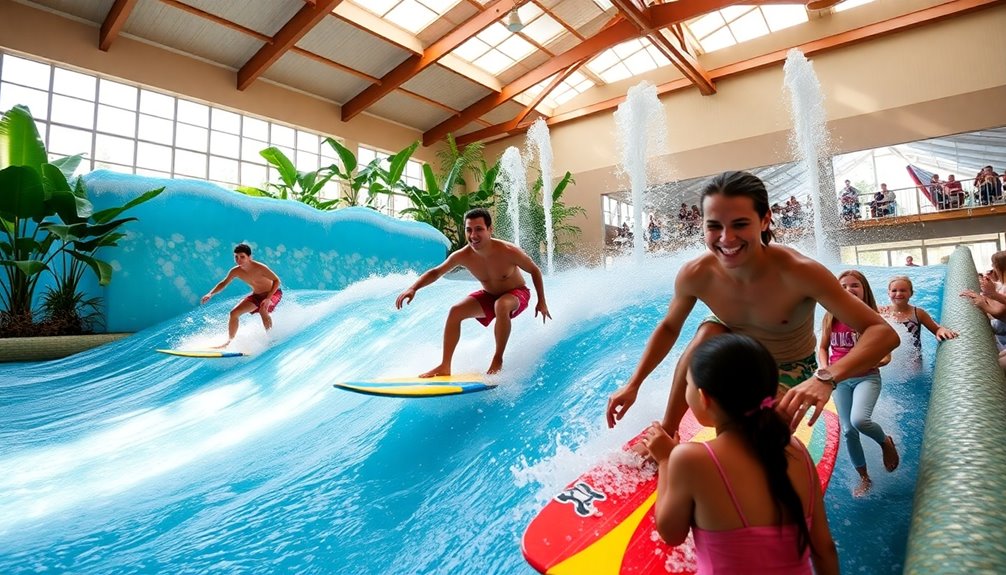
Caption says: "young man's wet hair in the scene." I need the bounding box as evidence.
[464,208,492,228]
[234,243,252,256]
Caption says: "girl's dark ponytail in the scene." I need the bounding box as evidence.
[690,334,811,556]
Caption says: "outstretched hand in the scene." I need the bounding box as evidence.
[395,288,416,309]
[777,378,832,429]
[936,326,958,341]
[200,294,212,305]
[535,301,552,324]
[606,384,639,428]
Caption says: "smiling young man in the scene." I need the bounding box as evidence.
[606,171,899,433]
[395,208,551,376]
[201,243,282,348]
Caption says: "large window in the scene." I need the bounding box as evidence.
[0,51,342,194]
[356,146,421,218]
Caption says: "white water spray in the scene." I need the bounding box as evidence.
[782,49,836,261]
[526,118,554,274]
[499,147,528,248]
[614,82,668,261]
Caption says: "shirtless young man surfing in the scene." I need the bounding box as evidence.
[396,208,551,376]
[201,243,282,348]
[606,171,900,433]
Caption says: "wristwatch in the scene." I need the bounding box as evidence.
[814,367,837,390]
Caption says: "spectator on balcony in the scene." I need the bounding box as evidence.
[840,180,862,222]
[929,174,948,210]
[943,175,966,209]
[869,184,895,217]
[977,169,1003,205]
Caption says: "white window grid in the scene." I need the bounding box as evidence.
[0,51,343,195]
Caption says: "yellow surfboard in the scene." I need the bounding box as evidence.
[333,374,495,398]
[156,349,247,358]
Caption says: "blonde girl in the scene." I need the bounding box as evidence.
[882,276,958,362]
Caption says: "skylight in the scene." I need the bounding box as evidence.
[520,69,597,112]
[835,0,877,12]
[586,38,667,84]
[349,0,461,34]
[685,5,808,54]
[451,4,568,77]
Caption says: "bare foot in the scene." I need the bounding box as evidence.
[853,476,873,497]
[418,365,450,378]
[882,436,900,472]
[210,341,230,349]
[486,357,503,375]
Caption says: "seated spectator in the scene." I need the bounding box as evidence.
[787,195,803,227]
[840,180,862,221]
[647,214,662,244]
[929,174,948,210]
[944,175,966,208]
[905,255,920,267]
[879,184,896,216]
[977,170,1003,205]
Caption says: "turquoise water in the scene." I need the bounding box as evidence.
[0,260,945,574]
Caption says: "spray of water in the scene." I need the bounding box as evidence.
[614,82,668,261]
[498,147,528,248]
[782,48,836,261]
[526,118,554,274]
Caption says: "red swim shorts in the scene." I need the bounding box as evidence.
[243,289,282,315]
[469,286,531,327]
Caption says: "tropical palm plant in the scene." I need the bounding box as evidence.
[495,170,583,267]
[235,146,343,210]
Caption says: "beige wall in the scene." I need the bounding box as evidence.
[486,5,1006,263]
[0,0,441,163]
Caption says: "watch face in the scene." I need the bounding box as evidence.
[815,368,834,381]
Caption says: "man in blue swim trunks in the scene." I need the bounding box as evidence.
[396,208,551,376]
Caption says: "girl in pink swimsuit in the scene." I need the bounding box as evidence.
[641,334,839,575]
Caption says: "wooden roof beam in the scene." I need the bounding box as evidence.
[99,0,139,51]
[237,0,344,90]
[455,61,586,147]
[423,18,638,146]
[612,0,714,94]
[341,0,512,122]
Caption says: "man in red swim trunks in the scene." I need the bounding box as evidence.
[396,208,551,376]
[201,243,282,348]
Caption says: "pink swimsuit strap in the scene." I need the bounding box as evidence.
[701,439,815,528]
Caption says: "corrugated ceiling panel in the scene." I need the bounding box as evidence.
[417,2,480,45]
[367,91,452,132]
[480,100,524,125]
[23,0,113,24]
[578,12,611,37]
[552,0,606,30]
[263,52,373,105]
[402,65,493,111]
[454,121,489,138]
[299,18,411,78]
[125,0,263,69]
[177,0,302,36]
[548,34,580,55]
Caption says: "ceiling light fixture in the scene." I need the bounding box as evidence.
[506,6,525,33]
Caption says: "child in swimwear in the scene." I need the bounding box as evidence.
[641,334,839,575]
[818,270,899,497]
[881,276,957,363]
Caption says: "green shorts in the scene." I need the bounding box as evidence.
[700,315,817,389]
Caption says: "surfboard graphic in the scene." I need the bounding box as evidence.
[522,406,840,575]
[333,374,496,398]
[156,349,247,358]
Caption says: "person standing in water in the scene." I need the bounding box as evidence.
[395,208,551,376]
[818,270,899,497]
[201,243,282,348]
[606,171,899,435]
[881,276,957,366]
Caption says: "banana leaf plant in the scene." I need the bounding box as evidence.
[235,146,342,210]
[42,177,163,333]
[0,105,88,330]
[397,158,499,252]
[0,104,163,335]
